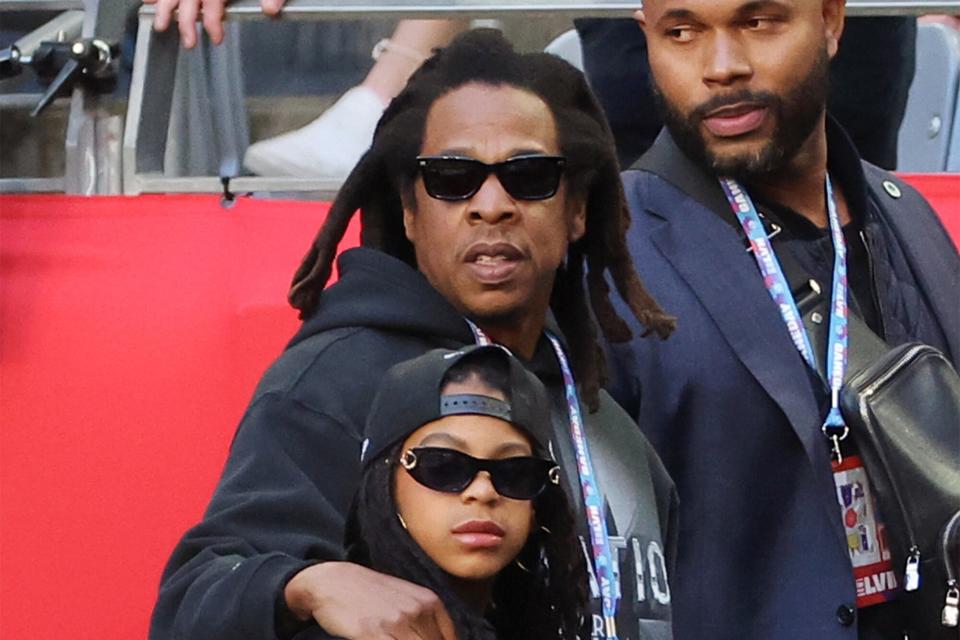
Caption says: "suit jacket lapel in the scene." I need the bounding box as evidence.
[630,132,844,538]
[641,172,824,457]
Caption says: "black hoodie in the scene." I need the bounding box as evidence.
[150,248,678,640]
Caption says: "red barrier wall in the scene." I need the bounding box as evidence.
[0,178,955,639]
[900,174,960,244]
[1,195,355,639]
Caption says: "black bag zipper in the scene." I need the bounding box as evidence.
[941,510,960,628]
[858,228,886,339]
[847,343,928,590]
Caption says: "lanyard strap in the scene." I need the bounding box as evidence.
[719,176,850,460]
[467,321,620,639]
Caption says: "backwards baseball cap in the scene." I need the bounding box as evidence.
[360,345,554,466]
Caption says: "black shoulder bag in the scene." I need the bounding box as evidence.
[783,247,960,639]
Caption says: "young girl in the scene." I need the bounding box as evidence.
[345,345,590,639]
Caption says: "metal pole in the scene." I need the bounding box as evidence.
[63,0,137,194]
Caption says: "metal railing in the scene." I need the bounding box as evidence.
[4,0,960,195]
[206,0,960,18]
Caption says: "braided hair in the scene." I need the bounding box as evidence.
[289,29,675,411]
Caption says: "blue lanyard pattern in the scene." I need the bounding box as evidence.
[719,177,850,459]
[467,321,620,638]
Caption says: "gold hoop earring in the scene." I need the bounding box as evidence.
[397,513,408,530]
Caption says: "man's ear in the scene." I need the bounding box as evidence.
[634,9,646,30]
[567,198,587,244]
[402,207,416,243]
[822,0,845,59]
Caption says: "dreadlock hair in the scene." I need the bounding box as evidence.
[289,28,676,411]
[344,352,590,639]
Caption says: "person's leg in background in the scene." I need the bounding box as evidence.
[574,18,661,168]
[357,19,469,107]
[827,17,917,170]
[244,19,468,178]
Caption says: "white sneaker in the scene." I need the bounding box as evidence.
[243,86,386,179]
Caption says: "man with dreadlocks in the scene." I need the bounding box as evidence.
[150,29,678,640]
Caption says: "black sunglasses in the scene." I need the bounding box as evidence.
[399,446,560,500]
[416,155,566,201]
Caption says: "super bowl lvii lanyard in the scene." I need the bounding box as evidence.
[467,321,621,639]
[718,176,850,462]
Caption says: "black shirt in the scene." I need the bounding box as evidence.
[756,199,882,337]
